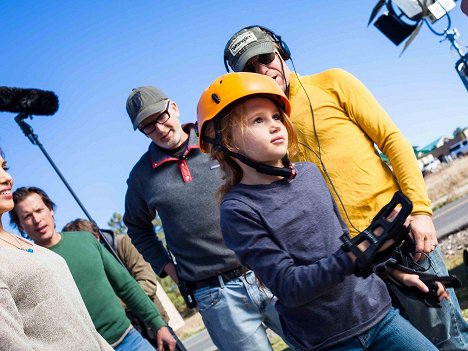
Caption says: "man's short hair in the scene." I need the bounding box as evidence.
[62,218,100,238]
[10,186,56,230]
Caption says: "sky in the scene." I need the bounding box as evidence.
[1,1,467,233]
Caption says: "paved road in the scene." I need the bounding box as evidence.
[433,194,468,238]
[183,329,217,351]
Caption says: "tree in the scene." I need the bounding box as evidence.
[107,212,127,235]
[453,126,467,139]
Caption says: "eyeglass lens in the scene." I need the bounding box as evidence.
[139,102,171,135]
[244,53,276,72]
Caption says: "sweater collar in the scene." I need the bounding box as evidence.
[148,123,200,168]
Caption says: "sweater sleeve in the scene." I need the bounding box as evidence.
[0,283,34,350]
[124,174,172,277]
[117,235,158,300]
[97,240,166,331]
[332,69,431,216]
[220,200,354,307]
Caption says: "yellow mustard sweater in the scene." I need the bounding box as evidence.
[288,69,431,236]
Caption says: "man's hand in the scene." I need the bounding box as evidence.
[409,214,438,261]
[157,326,177,351]
[389,267,450,302]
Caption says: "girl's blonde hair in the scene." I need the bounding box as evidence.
[205,96,298,203]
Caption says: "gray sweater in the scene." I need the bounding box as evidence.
[0,245,112,350]
[220,162,391,350]
[124,125,240,281]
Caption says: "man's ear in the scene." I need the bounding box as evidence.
[170,101,179,114]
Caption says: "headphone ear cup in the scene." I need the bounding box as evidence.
[274,34,290,61]
[224,53,231,72]
[279,40,291,61]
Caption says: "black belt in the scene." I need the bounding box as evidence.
[192,267,244,290]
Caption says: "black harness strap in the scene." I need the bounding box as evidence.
[341,191,413,277]
[202,134,296,180]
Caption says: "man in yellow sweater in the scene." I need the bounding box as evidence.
[224,25,468,350]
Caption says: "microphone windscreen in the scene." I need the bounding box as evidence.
[0,87,59,116]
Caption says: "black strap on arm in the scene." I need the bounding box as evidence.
[341,191,413,277]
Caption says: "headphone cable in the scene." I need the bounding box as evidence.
[290,57,322,159]
[288,56,360,233]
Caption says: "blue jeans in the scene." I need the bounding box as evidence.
[114,328,156,351]
[405,247,468,350]
[194,270,288,351]
[328,307,437,351]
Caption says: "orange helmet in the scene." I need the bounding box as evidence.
[196,72,291,153]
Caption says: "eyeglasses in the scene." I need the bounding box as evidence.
[138,101,171,135]
[243,52,276,73]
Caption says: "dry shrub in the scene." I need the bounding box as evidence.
[425,157,468,208]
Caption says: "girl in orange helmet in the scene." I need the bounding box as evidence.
[196,72,446,351]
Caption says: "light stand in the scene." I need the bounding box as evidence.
[14,113,188,350]
[443,29,468,90]
[14,113,123,264]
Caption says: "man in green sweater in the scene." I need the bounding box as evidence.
[10,186,176,351]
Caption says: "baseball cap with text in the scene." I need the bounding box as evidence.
[224,26,275,72]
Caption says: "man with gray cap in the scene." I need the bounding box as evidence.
[124,86,289,351]
[224,26,468,350]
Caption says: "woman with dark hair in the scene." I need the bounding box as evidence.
[0,147,112,350]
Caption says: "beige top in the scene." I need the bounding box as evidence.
[116,234,168,322]
[0,244,113,351]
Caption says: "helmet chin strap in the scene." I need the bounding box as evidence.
[202,134,296,180]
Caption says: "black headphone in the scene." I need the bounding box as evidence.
[224,25,291,72]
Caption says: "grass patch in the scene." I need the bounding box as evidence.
[425,157,468,209]
[270,334,291,351]
[445,251,468,319]
[177,325,206,341]
[176,312,208,341]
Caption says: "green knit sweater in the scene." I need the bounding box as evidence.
[50,231,165,344]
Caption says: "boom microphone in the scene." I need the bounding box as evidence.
[0,86,59,116]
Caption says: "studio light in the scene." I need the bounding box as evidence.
[369,0,467,92]
[374,11,419,45]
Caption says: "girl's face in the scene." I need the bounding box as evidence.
[0,155,14,215]
[232,97,288,168]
